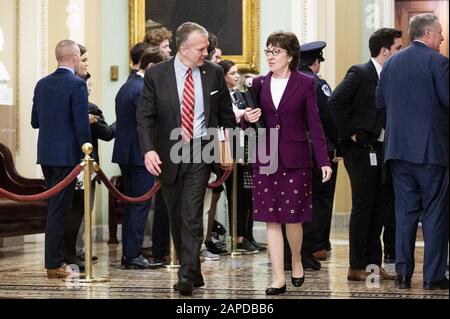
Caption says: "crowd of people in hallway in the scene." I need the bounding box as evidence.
[29,13,448,295]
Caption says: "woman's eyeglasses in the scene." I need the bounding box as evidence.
[264,49,287,56]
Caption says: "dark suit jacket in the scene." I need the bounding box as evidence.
[112,74,146,166]
[377,41,449,167]
[136,58,237,183]
[89,103,115,163]
[299,66,338,154]
[31,68,91,166]
[328,60,382,153]
[252,71,330,169]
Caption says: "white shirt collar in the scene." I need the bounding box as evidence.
[370,58,383,78]
[137,70,145,78]
[58,66,75,74]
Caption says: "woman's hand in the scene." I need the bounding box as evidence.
[243,107,262,123]
[321,166,333,183]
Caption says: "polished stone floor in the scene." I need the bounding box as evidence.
[0,232,447,300]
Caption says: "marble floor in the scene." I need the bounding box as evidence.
[0,232,448,300]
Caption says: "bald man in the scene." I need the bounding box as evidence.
[31,39,91,278]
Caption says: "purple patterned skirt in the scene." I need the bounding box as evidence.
[252,166,312,224]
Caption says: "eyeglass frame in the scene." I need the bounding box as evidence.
[264,48,288,56]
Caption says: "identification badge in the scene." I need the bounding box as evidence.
[239,131,245,147]
[369,152,377,166]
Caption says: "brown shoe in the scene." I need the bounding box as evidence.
[313,249,327,261]
[347,267,368,281]
[47,263,72,278]
[380,267,396,280]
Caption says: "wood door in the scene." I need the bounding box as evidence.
[395,0,449,57]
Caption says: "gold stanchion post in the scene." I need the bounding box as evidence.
[74,143,108,283]
[166,229,179,269]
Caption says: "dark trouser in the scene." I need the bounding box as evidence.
[344,143,394,269]
[225,164,254,238]
[161,162,210,282]
[382,181,396,257]
[120,165,154,259]
[42,166,77,269]
[303,158,338,255]
[390,160,449,282]
[152,191,170,258]
[64,182,95,262]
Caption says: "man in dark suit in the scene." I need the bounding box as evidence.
[329,28,402,282]
[31,39,91,278]
[299,41,340,263]
[113,47,167,269]
[137,22,236,295]
[377,14,449,290]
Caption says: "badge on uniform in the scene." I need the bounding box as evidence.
[369,151,378,166]
[321,84,331,97]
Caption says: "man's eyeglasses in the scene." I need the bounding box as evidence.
[264,48,287,56]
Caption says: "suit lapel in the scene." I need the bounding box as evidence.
[200,64,210,127]
[164,59,182,127]
[277,71,302,112]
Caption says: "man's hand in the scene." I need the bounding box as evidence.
[321,166,333,183]
[144,151,162,176]
[332,150,343,163]
[243,107,262,123]
[89,114,99,124]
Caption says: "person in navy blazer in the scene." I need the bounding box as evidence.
[377,14,449,290]
[112,47,167,269]
[245,32,332,295]
[31,40,91,278]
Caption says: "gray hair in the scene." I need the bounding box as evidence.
[409,13,439,41]
[175,22,208,50]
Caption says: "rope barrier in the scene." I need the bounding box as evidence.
[95,166,160,203]
[0,164,83,202]
[207,167,233,189]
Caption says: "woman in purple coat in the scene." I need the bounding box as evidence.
[244,32,333,295]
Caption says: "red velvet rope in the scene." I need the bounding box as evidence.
[207,168,233,189]
[0,164,83,202]
[95,167,161,203]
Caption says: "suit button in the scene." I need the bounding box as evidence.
[275,125,280,129]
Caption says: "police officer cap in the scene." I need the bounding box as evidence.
[300,41,327,62]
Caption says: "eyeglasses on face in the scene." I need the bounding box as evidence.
[264,48,287,56]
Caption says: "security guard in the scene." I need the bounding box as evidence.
[283,41,340,271]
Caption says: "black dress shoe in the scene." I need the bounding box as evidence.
[302,254,321,271]
[291,275,305,287]
[265,284,287,295]
[64,257,85,272]
[78,254,98,262]
[173,279,204,291]
[249,239,267,251]
[395,275,411,289]
[124,254,164,269]
[423,278,449,290]
[176,277,193,296]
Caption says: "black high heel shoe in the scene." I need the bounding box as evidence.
[265,284,287,295]
[291,275,305,287]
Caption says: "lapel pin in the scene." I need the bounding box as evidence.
[203,71,206,74]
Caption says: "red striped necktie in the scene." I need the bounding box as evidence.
[181,67,195,141]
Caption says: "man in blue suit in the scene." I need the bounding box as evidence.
[377,13,449,290]
[31,40,91,278]
[112,47,167,269]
